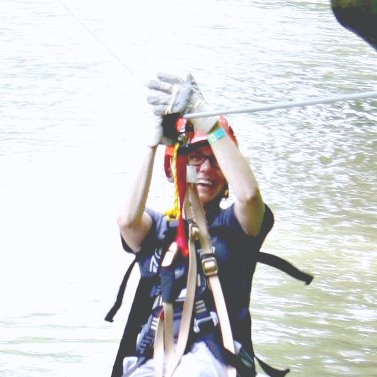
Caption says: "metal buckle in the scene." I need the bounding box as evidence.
[201,255,218,276]
[193,311,219,333]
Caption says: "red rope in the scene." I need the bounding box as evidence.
[175,151,188,257]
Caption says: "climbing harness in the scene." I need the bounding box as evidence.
[152,119,237,377]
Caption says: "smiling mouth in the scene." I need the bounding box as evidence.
[197,179,213,188]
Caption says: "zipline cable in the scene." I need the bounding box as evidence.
[57,0,144,86]
[57,0,377,117]
[184,90,377,119]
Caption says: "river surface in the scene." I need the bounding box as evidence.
[1,0,376,376]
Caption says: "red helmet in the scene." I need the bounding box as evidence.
[163,116,238,180]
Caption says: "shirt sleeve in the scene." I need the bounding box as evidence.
[214,203,274,249]
[120,208,167,254]
[254,203,274,247]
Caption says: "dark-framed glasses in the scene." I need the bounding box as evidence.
[188,150,219,168]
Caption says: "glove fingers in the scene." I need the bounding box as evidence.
[157,72,184,85]
[186,73,204,98]
[152,105,170,117]
[147,95,170,106]
[171,85,193,115]
[146,72,197,118]
[146,79,174,94]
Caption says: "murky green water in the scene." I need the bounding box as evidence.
[1,0,376,376]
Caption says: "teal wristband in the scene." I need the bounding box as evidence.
[208,127,226,145]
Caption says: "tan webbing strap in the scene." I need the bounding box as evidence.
[154,314,165,377]
[155,179,199,377]
[159,243,179,366]
[165,226,198,377]
[155,166,236,377]
[163,302,174,360]
[188,182,237,377]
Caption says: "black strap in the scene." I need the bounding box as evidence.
[109,279,154,377]
[223,348,257,377]
[105,257,137,322]
[204,334,290,377]
[257,252,314,285]
[255,354,290,377]
[202,333,256,377]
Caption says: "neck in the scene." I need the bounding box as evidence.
[204,198,221,215]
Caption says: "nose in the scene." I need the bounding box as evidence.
[199,157,212,170]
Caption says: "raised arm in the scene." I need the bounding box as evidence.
[208,123,265,237]
[146,72,265,237]
[117,114,163,252]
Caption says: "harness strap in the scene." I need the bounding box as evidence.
[154,146,193,377]
[160,242,179,361]
[108,278,155,377]
[154,311,165,377]
[187,176,237,377]
[164,227,198,377]
[154,164,199,377]
[209,342,255,377]
[257,252,313,285]
[201,333,257,377]
[254,355,290,377]
[193,299,218,333]
[163,302,174,360]
[105,256,138,322]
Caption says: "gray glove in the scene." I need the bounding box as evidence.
[146,73,188,115]
[146,73,218,134]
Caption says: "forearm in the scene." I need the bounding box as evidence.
[117,145,157,233]
[210,124,265,236]
[210,127,261,203]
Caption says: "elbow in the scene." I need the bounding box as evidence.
[117,211,139,232]
[117,208,148,235]
[117,213,127,230]
[117,211,152,253]
[241,187,263,207]
[236,188,265,237]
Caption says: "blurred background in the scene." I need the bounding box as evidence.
[1,0,376,376]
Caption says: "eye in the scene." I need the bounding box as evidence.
[189,152,204,166]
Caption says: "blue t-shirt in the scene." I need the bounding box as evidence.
[121,203,274,348]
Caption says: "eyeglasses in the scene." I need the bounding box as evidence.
[188,150,219,168]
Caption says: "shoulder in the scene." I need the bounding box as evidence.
[145,208,168,231]
[121,208,170,253]
[215,202,273,225]
[211,203,274,240]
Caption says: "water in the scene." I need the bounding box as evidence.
[1,0,376,376]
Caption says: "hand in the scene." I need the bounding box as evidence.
[145,73,185,145]
[146,73,218,134]
[146,72,186,116]
[144,111,182,147]
[182,73,219,134]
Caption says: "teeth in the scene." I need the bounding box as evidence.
[197,179,212,186]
